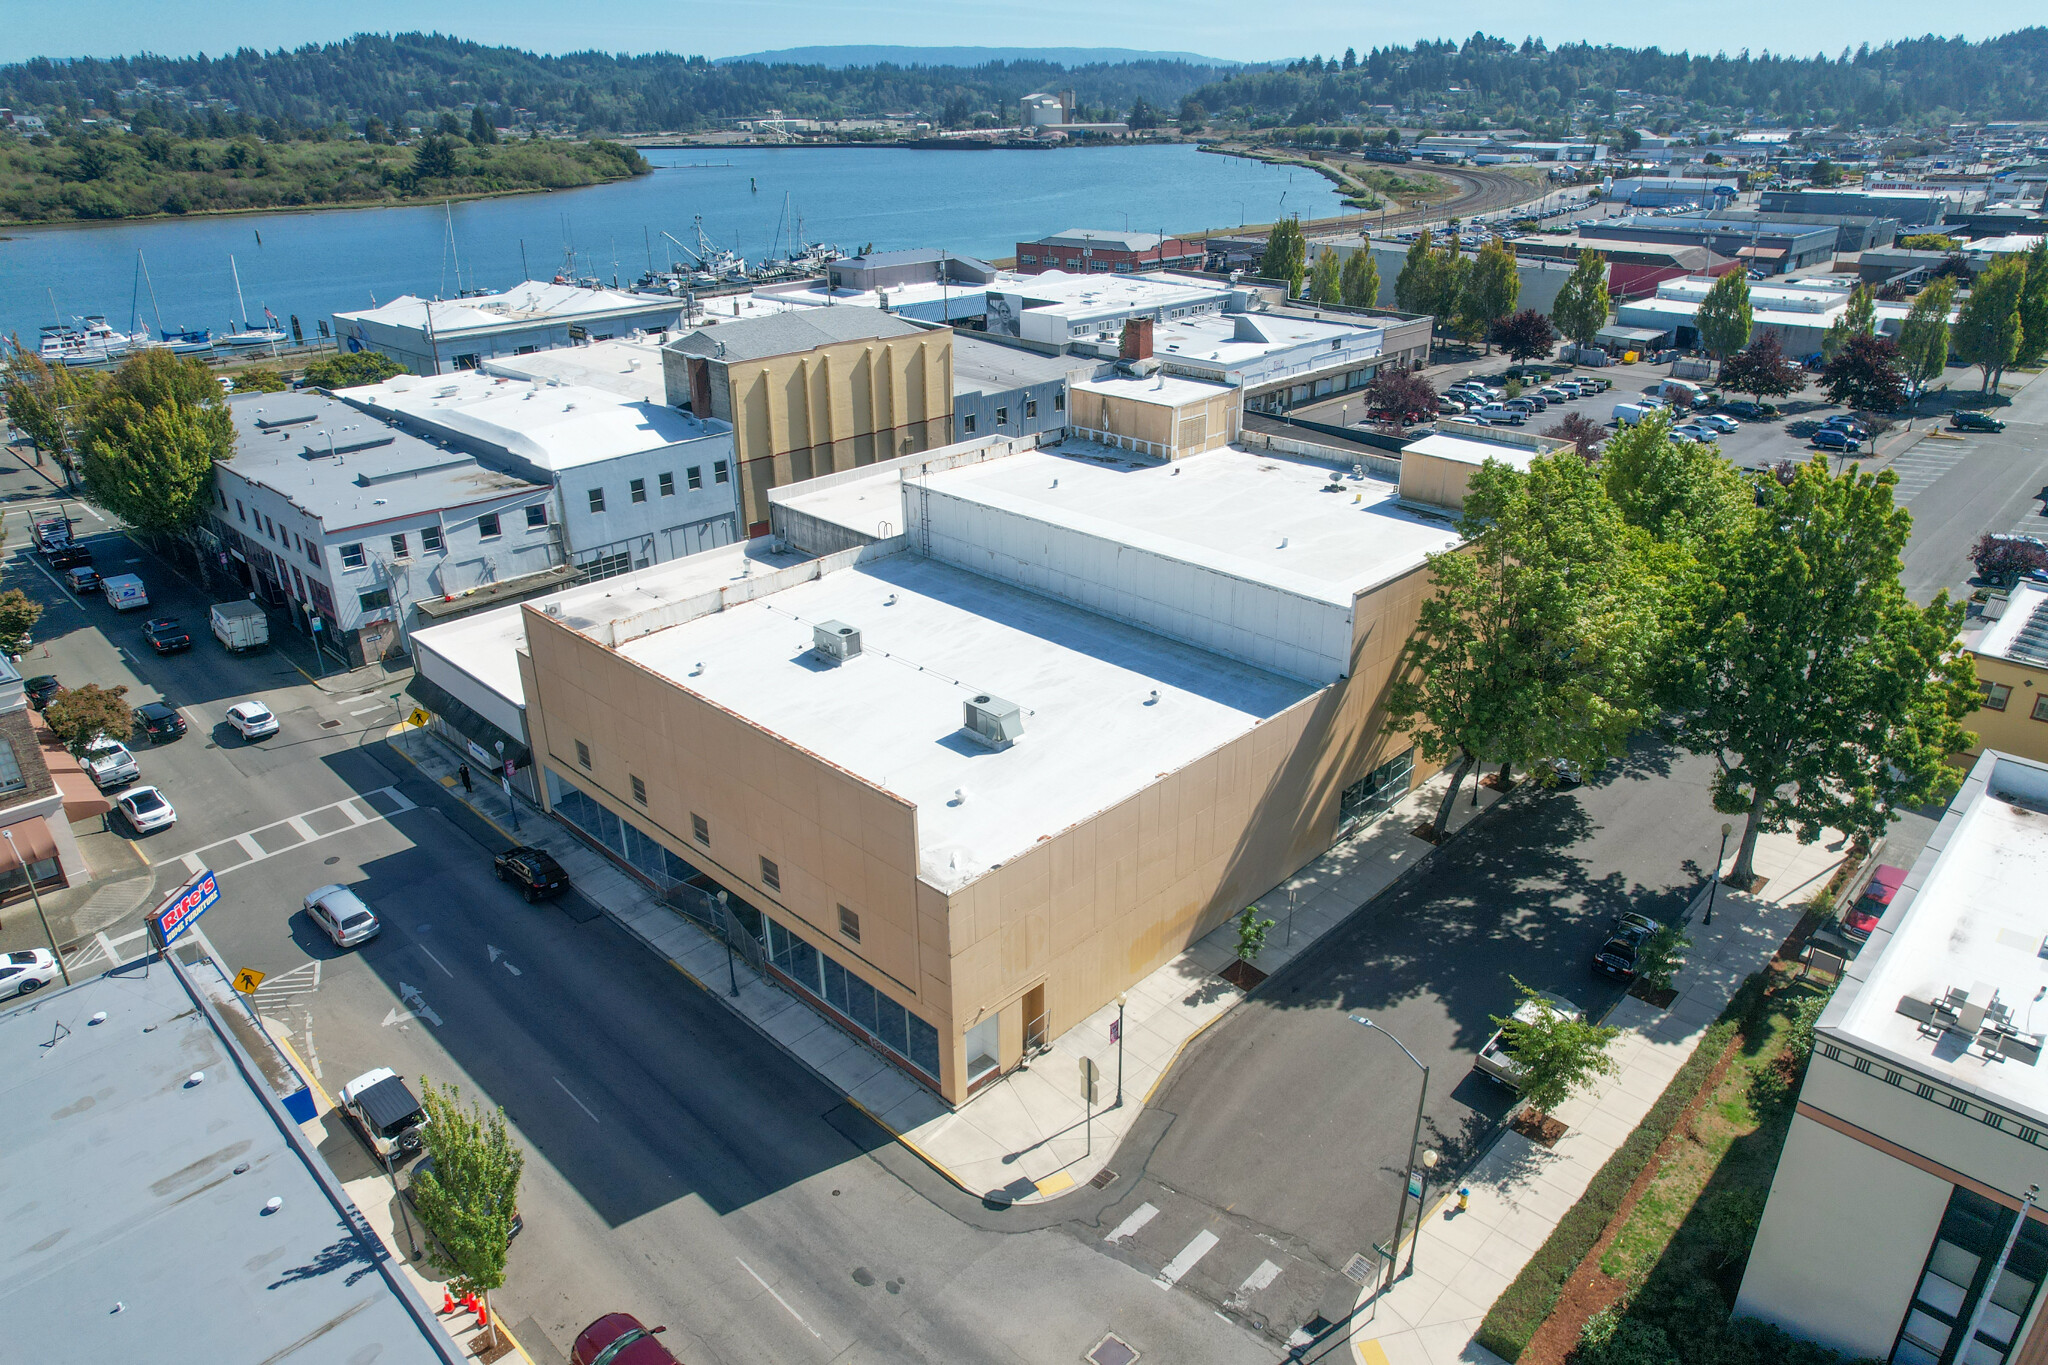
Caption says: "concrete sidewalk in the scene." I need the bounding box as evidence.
[1344,827,1850,1365]
[384,723,1512,1204]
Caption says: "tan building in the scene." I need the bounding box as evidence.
[1959,582,2048,765]
[1064,372,1240,461]
[1397,426,1572,512]
[663,308,954,536]
[513,435,1473,1106]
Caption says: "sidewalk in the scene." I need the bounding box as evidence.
[384,724,1512,1203]
[1345,827,1850,1365]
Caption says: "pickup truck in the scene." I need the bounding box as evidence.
[1475,991,1588,1088]
[83,738,141,791]
[210,600,270,653]
[337,1067,430,1164]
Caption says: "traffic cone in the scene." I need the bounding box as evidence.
[475,1301,490,1331]
[440,1290,456,1315]
[461,1291,478,1315]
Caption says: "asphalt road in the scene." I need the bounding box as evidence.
[1891,369,2048,604]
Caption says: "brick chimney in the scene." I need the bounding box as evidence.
[1120,317,1154,361]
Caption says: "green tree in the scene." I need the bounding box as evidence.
[469,106,499,145]
[44,682,133,754]
[1549,249,1610,354]
[1340,247,1380,308]
[0,589,44,656]
[1953,253,2027,393]
[1234,905,1275,965]
[1896,276,1957,410]
[1671,458,1977,888]
[302,350,406,389]
[2,347,98,476]
[435,111,463,137]
[1601,411,1751,546]
[1307,249,1342,305]
[1434,244,1476,343]
[230,366,288,393]
[410,134,459,181]
[1820,283,1876,362]
[1460,237,1521,352]
[1394,229,1438,314]
[79,350,231,539]
[1717,333,1808,401]
[2016,238,2048,368]
[1631,924,1690,994]
[1259,217,1307,296]
[1495,977,1619,1117]
[1693,269,1753,373]
[412,1081,525,1353]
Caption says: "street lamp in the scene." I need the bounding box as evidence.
[1351,1016,1430,1291]
[3,828,69,985]
[1408,1148,1441,1277]
[1706,821,1733,925]
[1114,992,1128,1108]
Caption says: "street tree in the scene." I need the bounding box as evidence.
[1670,458,1978,888]
[1234,905,1276,968]
[1,346,98,476]
[1461,237,1521,352]
[44,683,133,754]
[1307,249,1342,305]
[1954,253,2028,393]
[1631,925,1690,996]
[1394,230,1438,315]
[302,351,405,390]
[1693,269,1753,373]
[1259,217,1308,297]
[0,589,44,657]
[230,366,288,393]
[1490,308,1558,365]
[1818,332,1907,413]
[2019,239,2048,368]
[1971,532,2048,585]
[1820,283,1877,362]
[1363,369,1437,426]
[412,1081,524,1353]
[1496,977,1619,1119]
[1600,411,1751,547]
[1716,333,1808,401]
[1895,276,1957,410]
[1549,249,1610,355]
[1541,410,1605,457]
[1340,247,1380,308]
[79,349,230,540]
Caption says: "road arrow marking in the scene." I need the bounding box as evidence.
[397,982,444,1027]
[488,944,502,963]
[504,962,522,976]
[382,1007,418,1028]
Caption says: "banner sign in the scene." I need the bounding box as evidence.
[153,869,219,948]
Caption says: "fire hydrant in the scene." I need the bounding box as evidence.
[1457,1187,1471,1214]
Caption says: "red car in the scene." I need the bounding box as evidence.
[1844,863,1907,937]
[571,1314,682,1365]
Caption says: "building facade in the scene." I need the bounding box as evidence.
[333,281,689,377]
[950,333,1089,443]
[1958,582,2048,766]
[1015,230,1207,276]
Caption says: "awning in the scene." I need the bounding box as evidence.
[1736,245,1787,260]
[1596,325,1670,345]
[0,817,60,873]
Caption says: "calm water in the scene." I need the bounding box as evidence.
[0,144,1345,346]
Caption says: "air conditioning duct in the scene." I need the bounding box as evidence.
[961,693,1024,751]
[813,620,862,664]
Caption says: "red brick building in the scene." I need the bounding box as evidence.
[1014,230,1205,276]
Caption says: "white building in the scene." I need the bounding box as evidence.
[982,270,1233,348]
[1150,309,1386,411]
[332,281,690,376]
[1616,275,1922,357]
[1736,749,2048,1365]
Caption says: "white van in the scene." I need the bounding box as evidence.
[1656,378,1703,404]
[1613,402,1659,426]
[102,574,149,612]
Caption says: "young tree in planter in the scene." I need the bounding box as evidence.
[1259,217,1308,297]
[79,349,230,541]
[1630,924,1690,997]
[1363,368,1437,426]
[1496,977,1619,1121]
[1490,308,1558,366]
[1669,458,1978,889]
[1953,253,2027,394]
[1817,332,1907,413]
[1307,249,1343,304]
[1549,249,1610,358]
[1895,276,1957,411]
[1693,270,1753,375]
[0,589,44,657]
[1717,333,1808,403]
[412,1081,525,1353]
[1340,247,1380,308]
[1234,905,1275,969]
[44,683,133,755]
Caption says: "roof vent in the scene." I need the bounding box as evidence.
[962,693,1024,751]
[813,620,862,664]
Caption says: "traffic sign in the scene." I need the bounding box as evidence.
[151,868,219,948]
[406,708,431,728]
[1080,1056,1099,1105]
[233,968,266,994]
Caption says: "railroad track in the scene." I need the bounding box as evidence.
[1301,164,1558,239]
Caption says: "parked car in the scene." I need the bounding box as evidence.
[1436,397,1467,415]
[136,701,188,743]
[64,565,102,595]
[337,1067,428,1163]
[23,675,62,709]
[142,617,192,654]
[1446,415,1491,427]
[1951,411,2006,433]
[82,738,140,791]
[1844,863,1909,938]
[1477,404,1526,425]
[1671,423,1720,444]
[1592,911,1663,981]
[115,785,177,834]
[1821,415,1870,438]
[226,700,280,740]
[304,883,381,948]
[1695,413,1740,433]
[1475,991,1589,1087]
[1719,400,1776,420]
[571,1314,684,1365]
[1811,427,1861,453]
[0,948,62,1000]
[1537,386,1571,402]
[494,846,570,902]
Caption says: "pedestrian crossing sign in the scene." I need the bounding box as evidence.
[232,968,266,994]
[406,708,431,728]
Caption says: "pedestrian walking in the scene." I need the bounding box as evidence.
[457,762,472,793]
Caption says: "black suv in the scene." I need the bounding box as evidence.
[143,617,192,654]
[1951,411,2007,433]
[136,701,188,743]
[23,675,62,709]
[1592,911,1660,981]
[494,845,569,902]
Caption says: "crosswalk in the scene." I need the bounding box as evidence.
[1887,438,1971,506]
[1090,1185,1335,1338]
[169,785,416,879]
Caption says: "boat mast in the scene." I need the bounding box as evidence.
[231,256,251,330]
[139,251,167,334]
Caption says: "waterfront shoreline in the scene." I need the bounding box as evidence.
[0,176,631,233]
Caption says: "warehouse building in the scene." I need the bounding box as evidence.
[1014,229,1207,276]
[1759,187,1961,228]
[332,281,689,377]
[1616,275,1919,358]
[950,333,1092,443]
[1587,213,1838,275]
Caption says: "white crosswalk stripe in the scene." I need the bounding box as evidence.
[1889,444,1970,506]
[171,786,417,878]
[1154,1229,1219,1289]
[1103,1203,1159,1244]
[1225,1260,1282,1311]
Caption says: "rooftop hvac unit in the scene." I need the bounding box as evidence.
[961,693,1024,751]
[813,620,862,664]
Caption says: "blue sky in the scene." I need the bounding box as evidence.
[2,0,2024,66]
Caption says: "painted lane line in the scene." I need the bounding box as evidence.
[1154,1229,1219,1290]
[95,931,124,967]
[417,945,455,979]
[1104,1202,1160,1244]
[347,705,385,716]
[734,1258,822,1340]
[553,1076,601,1125]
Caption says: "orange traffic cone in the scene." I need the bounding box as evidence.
[475,1301,490,1331]
[440,1290,456,1315]
[461,1291,479,1315]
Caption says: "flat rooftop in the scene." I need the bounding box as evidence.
[921,443,1461,605]
[1004,270,1225,319]
[1968,581,2048,665]
[480,337,668,401]
[335,279,680,334]
[952,333,1093,393]
[613,551,1317,890]
[1830,751,2048,1124]
[1403,430,1545,468]
[542,538,815,638]
[1071,372,1236,407]
[0,957,457,1363]
[1152,310,1382,367]
[348,370,730,471]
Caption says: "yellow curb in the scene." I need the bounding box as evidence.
[126,838,150,867]
[844,1095,978,1199]
[272,1032,338,1114]
[670,959,708,991]
[1356,1340,1393,1365]
[1143,1007,1231,1107]
[1034,1171,1076,1196]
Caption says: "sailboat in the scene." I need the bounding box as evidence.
[38,316,150,366]
[219,256,286,348]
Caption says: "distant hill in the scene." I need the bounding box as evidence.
[715,46,1238,69]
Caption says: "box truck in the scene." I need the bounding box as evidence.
[211,600,271,653]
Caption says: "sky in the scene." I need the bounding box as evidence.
[1,0,2025,67]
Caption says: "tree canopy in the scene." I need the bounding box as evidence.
[1817,332,1906,413]
[302,350,405,389]
[79,349,231,538]
[413,1081,525,1352]
[44,683,133,754]
[1693,270,1753,369]
[1954,253,2028,393]
[1307,248,1342,305]
[1260,218,1308,296]
[1461,238,1521,350]
[1549,249,1610,353]
[1497,977,1620,1117]
[1895,277,1957,408]
[1340,247,1380,309]
[1491,308,1558,364]
[1717,333,1807,401]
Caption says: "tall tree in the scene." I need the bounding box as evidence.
[1818,332,1907,413]
[413,1081,525,1353]
[2018,239,2048,369]
[1461,237,1521,352]
[1670,458,1977,888]
[1307,249,1342,304]
[1549,249,1610,356]
[469,105,498,144]
[44,683,133,755]
[1340,247,1380,308]
[0,589,44,657]
[1717,333,1808,401]
[1693,270,1753,374]
[1394,229,1438,315]
[1953,253,2027,394]
[1821,283,1877,362]
[1895,276,1956,409]
[79,349,231,539]
[1490,309,1558,365]
[1435,244,1476,344]
[1259,217,1308,297]
[1,347,98,476]
[1601,412,1751,547]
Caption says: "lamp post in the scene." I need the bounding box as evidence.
[1114,992,1128,1108]
[718,890,738,997]
[4,828,69,985]
[1706,821,1732,925]
[1351,1016,1430,1291]
[1407,1148,1440,1277]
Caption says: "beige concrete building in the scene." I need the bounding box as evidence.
[1959,583,2048,766]
[511,434,1474,1106]
[1063,372,1241,461]
[663,308,954,536]
[1396,427,1570,512]
[1736,749,2048,1365]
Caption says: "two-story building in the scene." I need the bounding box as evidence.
[332,281,690,377]
[1013,230,1206,276]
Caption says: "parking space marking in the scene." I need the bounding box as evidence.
[171,786,416,877]
[554,1076,601,1124]
[1155,1229,1220,1289]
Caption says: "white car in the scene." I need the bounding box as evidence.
[1695,413,1740,433]
[226,700,280,740]
[1672,423,1720,444]
[304,883,381,948]
[0,948,61,1000]
[116,785,177,833]
[1475,991,1588,1088]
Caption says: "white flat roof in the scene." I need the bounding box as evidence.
[351,371,729,470]
[1833,751,2048,1122]
[1970,581,2048,665]
[1006,270,1224,319]
[1152,311,1381,367]
[1071,372,1235,407]
[922,443,1461,604]
[543,540,813,636]
[480,338,668,400]
[614,552,1316,891]
[335,280,675,333]
[411,601,533,711]
[1403,432,1542,469]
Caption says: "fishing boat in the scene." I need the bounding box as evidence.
[39,316,150,366]
[218,256,286,349]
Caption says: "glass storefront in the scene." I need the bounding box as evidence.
[1891,1186,2046,1365]
[1340,748,1415,831]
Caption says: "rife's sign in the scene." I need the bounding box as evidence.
[153,869,220,948]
